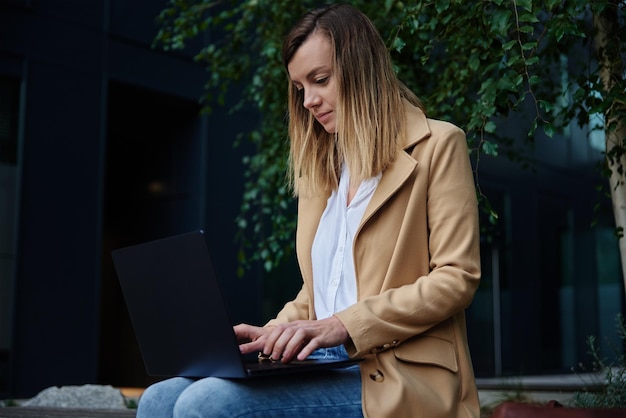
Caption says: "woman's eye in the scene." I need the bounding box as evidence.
[315,77,328,85]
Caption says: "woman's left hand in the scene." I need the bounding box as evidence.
[235,316,349,363]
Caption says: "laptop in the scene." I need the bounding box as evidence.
[111,229,360,378]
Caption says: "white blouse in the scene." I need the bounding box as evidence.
[312,162,381,319]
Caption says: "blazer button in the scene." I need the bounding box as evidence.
[369,370,384,382]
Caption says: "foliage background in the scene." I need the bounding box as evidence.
[154,0,625,274]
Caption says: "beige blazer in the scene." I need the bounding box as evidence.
[268,101,481,418]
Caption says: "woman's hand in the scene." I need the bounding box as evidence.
[234,316,349,363]
[234,323,274,356]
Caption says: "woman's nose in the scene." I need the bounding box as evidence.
[303,90,320,109]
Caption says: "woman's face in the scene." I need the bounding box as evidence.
[287,32,338,134]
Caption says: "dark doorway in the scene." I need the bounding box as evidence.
[99,81,203,387]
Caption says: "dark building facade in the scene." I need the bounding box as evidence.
[0,0,263,397]
[0,0,622,399]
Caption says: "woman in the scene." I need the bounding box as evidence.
[137,4,481,417]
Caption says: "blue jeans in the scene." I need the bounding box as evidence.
[136,346,363,418]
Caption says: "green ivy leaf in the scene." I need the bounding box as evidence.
[481,140,499,156]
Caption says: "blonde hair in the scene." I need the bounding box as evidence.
[283,4,422,197]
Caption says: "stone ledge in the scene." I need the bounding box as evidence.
[477,372,605,392]
[0,407,136,417]
[476,372,607,410]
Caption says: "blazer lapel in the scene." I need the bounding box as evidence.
[360,150,416,228]
[359,101,430,228]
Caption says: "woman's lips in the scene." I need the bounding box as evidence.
[316,111,331,124]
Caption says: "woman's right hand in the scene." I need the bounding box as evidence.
[234,316,349,363]
[234,323,275,356]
